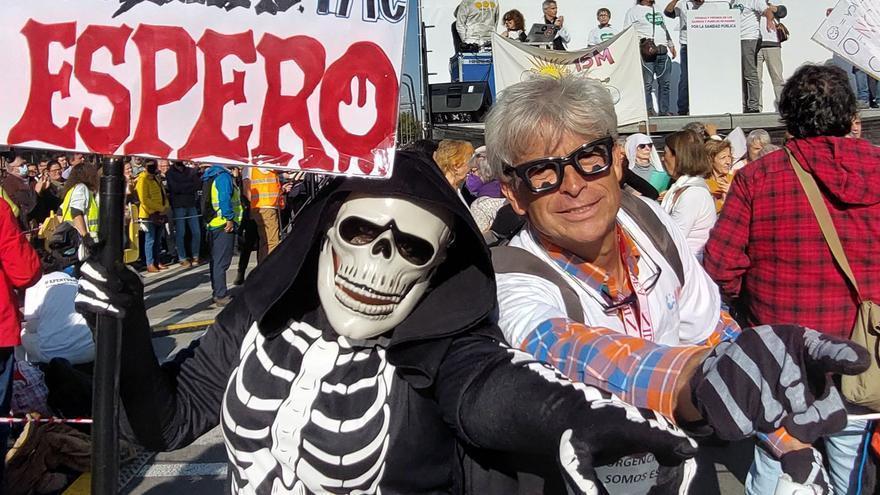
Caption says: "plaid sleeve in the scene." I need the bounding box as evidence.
[703,169,753,302]
[522,318,707,419]
[758,428,811,458]
[696,310,742,347]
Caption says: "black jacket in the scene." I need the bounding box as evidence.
[165,165,200,209]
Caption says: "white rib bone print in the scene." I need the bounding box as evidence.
[222,321,394,494]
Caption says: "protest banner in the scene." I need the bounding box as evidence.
[492,27,647,126]
[687,3,742,115]
[813,0,880,79]
[0,0,407,177]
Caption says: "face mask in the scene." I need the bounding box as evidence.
[317,194,453,340]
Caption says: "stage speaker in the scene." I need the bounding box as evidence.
[430,82,492,124]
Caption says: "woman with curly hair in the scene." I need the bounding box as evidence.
[433,139,475,203]
[59,162,101,242]
[501,9,527,41]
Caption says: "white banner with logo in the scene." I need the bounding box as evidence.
[813,0,880,79]
[491,27,647,125]
[0,0,407,177]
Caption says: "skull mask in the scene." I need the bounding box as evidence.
[317,194,454,339]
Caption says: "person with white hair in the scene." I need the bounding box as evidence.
[746,128,773,162]
[484,73,868,495]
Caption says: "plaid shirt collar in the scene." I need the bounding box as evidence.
[538,226,641,303]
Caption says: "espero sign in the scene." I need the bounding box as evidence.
[0,0,408,177]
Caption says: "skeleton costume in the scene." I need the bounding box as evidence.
[76,152,699,494]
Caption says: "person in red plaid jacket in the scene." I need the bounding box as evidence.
[704,63,880,495]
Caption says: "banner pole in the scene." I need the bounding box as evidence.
[91,156,125,494]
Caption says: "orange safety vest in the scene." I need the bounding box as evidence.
[248,167,283,209]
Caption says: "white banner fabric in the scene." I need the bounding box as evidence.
[491,27,647,125]
[813,0,880,80]
[0,0,408,177]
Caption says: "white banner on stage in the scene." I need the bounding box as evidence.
[0,0,407,178]
[686,4,742,115]
[491,27,647,126]
[813,0,880,79]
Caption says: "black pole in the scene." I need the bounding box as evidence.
[92,156,125,494]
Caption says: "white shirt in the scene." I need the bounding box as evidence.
[669,1,702,45]
[624,4,670,44]
[22,271,96,365]
[496,197,720,349]
[587,25,617,46]
[65,183,91,214]
[730,0,766,41]
[660,175,717,259]
[760,17,779,45]
[456,0,499,45]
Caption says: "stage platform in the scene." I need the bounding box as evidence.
[430,108,880,145]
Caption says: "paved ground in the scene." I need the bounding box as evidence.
[66,255,752,494]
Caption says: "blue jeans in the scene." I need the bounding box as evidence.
[678,45,689,115]
[209,228,235,298]
[0,348,14,486]
[144,222,162,267]
[746,419,870,494]
[642,52,671,115]
[173,207,202,261]
[854,68,878,105]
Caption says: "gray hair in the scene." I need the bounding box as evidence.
[542,1,557,10]
[485,75,618,182]
[747,129,772,147]
[755,143,781,159]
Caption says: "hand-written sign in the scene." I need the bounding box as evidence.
[813,0,880,79]
[0,0,407,177]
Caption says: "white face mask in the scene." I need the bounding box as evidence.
[317,195,453,340]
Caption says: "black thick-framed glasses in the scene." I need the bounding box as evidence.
[502,136,615,194]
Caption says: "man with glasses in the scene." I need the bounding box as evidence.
[485,75,868,494]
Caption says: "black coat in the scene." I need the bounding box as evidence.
[165,165,200,209]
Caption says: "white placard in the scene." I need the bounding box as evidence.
[492,27,647,126]
[0,0,408,177]
[686,4,743,115]
[813,0,880,79]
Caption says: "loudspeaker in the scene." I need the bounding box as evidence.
[430,82,492,124]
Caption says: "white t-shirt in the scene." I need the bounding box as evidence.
[669,1,703,45]
[624,5,670,44]
[760,18,778,45]
[65,183,90,214]
[22,271,96,365]
[587,25,617,46]
[731,0,766,41]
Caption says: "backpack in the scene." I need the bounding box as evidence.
[491,192,685,322]
[201,176,217,224]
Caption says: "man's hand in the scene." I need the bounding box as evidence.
[690,325,869,444]
[669,43,678,59]
[224,220,235,233]
[555,15,564,28]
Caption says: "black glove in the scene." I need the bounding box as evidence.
[779,447,830,492]
[75,244,144,325]
[691,325,869,443]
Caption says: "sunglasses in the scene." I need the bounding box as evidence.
[503,136,615,194]
[637,143,654,150]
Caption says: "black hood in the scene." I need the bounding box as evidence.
[243,151,497,385]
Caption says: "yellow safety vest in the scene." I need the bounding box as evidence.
[61,185,99,240]
[248,167,283,209]
[208,180,243,230]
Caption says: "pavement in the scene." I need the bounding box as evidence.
[64,255,751,494]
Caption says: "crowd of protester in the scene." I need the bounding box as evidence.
[455,1,880,116]
[0,9,873,491]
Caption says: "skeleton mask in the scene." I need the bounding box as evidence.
[317,194,454,339]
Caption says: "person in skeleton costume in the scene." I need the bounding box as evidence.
[75,152,698,494]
